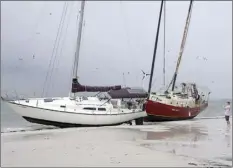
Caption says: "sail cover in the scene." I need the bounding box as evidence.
[108,88,148,99]
[71,78,121,92]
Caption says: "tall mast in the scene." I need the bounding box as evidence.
[171,0,193,91]
[73,0,85,79]
[71,0,85,98]
[163,0,166,87]
[147,0,164,95]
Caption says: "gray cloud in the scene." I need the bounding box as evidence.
[1,1,232,99]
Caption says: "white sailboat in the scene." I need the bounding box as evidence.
[1,1,147,127]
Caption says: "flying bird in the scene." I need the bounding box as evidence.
[196,56,208,61]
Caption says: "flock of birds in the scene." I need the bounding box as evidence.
[17,12,53,62]
[15,11,209,85]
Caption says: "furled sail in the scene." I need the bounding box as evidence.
[108,88,148,99]
[71,78,121,92]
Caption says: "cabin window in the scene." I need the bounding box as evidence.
[44,98,53,102]
[83,107,96,110]
[60,105,66,108]
[98,108,106,111]
[25,100,29,103]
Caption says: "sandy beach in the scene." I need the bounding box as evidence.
[1,118,232,167]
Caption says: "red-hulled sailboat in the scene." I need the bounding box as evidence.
[144,0,211,121]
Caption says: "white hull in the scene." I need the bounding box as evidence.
[5,97,147,126]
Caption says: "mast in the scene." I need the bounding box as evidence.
[171,0,193,91]
[147,0,164,95]
[163,0,166,87]
[71,0,85,97]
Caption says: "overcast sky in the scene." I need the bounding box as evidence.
[1,1,232,99]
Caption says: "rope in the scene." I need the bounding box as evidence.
[167,0,194,91]
[41,2,68,97]
[47,2,69,92]
[163,0,166,87]
[119,2,148,88]
[45,2,69,96]
[50,2,74,91]
[174,0,193,73]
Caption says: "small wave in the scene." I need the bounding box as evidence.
[1,125,57,133]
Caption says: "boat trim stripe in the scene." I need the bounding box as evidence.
[147,113,196,118]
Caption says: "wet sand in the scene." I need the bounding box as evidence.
[1,118,232,167]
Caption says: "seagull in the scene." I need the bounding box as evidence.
[141,70,150,80]
[196,56,207,61]
[33,54,35,59]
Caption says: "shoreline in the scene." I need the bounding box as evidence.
[1,115,229,134]
[1,119,232,167]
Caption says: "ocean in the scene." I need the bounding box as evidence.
[1,99,232,133]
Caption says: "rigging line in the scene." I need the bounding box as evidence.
[167,0,193,91]
[163,0,166,87]
[179,1,193,56]
[171,0,193,91]
[151,74,158,89]
[46,2,69,84]
[119,2,145,76]
[42,2,68,96]
[147,0,164,95]
[119,3,132,65]
[119,2,146,88]
[41,2,68,97]
[122,73,126,87]
[45,2,69,96]
[50,2,74,91]
[119,2,131,86]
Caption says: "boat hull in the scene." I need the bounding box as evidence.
[144,100,208,122]
[5,101,146,127]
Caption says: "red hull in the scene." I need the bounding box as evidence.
[145,100,208,122]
